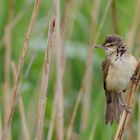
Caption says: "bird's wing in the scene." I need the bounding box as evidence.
[102,58,111,103]
[102,58,110,89]
[102,58,123,124]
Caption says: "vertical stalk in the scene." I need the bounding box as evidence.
[126,0,140,49]
[111,0,119,34]
[3,0,14,139]
[80,0,100,132]
[1,0,41,139]
[53,0,64,139]
[34,18,56,140]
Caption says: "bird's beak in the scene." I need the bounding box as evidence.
[95,45,105,49]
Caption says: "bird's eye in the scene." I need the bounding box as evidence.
[110,43,113,46]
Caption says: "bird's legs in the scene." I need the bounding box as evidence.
[117,93,132,113]
[120,104,132,113]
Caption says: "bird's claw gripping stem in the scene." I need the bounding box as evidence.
[122,104,132,113]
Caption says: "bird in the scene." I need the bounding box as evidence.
[95,34,138,124]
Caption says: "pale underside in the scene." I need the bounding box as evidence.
[106,53,137,93]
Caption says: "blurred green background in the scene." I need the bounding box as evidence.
[0,0,140,140]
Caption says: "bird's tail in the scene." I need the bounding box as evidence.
[105,93,123,124]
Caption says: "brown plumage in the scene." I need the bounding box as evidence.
[96,34,138,124]
[102,59,123,124]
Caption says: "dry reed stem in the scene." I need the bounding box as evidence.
[135,29,140,58]
[11,51,37,140]
[61,0,82,42]
[128,114,134,140]
[114,61,140,140]
[66,1,112,139]
[61,0,73,41]
[19,98,30,140]
[1,0,41,139]
[80,0,100,132]
[10,1,34,28]
[92,0,112,49]
[111,0,119,34]
[61,0,83,70]
[138,96,140,140]
[0,1,33,50]
[126,0,140,49]
[53,0,64,139]
[11,46,39,140]
[66,86,84,140]
[60,0,80,71]
[4,26,12,113]
[3,0,14,139]
[54,58,64,138]
[47,1,82,138]
[11,62,30,140]
[0,113,2,136]
[34,17,56,140]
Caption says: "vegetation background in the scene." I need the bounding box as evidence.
[0,0,140,140]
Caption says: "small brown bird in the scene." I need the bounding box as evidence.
[96,34,138,124]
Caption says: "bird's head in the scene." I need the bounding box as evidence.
[96,34,126,56]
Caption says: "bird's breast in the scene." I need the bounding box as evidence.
[106,54,137,92]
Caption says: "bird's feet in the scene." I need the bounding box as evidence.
[121,104,132,113]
